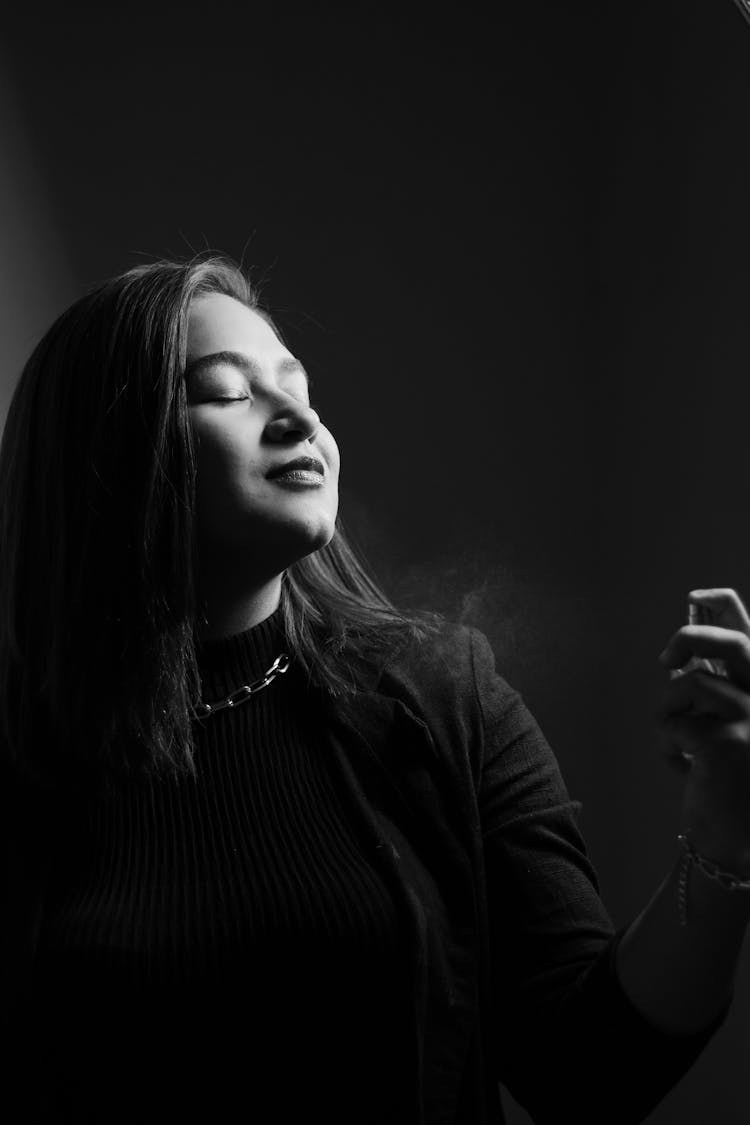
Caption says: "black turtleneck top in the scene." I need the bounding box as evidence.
[24,607,414,1123]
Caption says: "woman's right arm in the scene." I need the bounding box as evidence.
[470,628,725,1124]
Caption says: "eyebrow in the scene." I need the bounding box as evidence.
[184,349,312,389]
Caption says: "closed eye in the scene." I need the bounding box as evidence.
[201,396,320,409]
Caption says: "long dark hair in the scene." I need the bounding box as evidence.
[0,255,443,792]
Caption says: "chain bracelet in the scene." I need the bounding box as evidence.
[191,653,292,719]
[677,833,750,927]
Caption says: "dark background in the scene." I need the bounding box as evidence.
[3,1,750,1120]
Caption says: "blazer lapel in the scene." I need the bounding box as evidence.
[317,685,479,1125]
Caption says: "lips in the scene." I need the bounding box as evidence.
[266,455,325,479]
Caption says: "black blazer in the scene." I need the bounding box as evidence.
[1,621,723,1124]
[314,621,723,1123]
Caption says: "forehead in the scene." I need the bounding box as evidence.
[186,293,285,363]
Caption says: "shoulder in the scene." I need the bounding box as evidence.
[375,618,519,714]
[369,620,523,772]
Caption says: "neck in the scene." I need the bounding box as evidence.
[195,571,283,642]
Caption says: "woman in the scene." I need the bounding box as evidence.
[2,255,750,1124]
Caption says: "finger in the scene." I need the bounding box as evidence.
[658,626,750,691]
[656,669,750,721]
[670,654,727,679]
[688,588,750,635]
[661,746,693,775]
[659,712,750,760]
[659,713,720,760]
[656,727,693,775]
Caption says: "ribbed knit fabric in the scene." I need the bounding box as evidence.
[23,606,414,1123]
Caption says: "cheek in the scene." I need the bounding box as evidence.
[321,428,341,474]
[190,418,340,527]
[192,429,263,512]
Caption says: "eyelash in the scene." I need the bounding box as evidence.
[209,397,321,412]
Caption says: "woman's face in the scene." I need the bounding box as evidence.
[185,293,340,580]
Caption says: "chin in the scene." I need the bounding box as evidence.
[297,515,337,554]
[262,509,337,563]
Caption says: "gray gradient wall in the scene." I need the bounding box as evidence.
[3,2,750,1121]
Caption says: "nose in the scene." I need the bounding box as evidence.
[264,398,322,444]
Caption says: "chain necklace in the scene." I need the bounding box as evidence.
[191,652,292,719]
